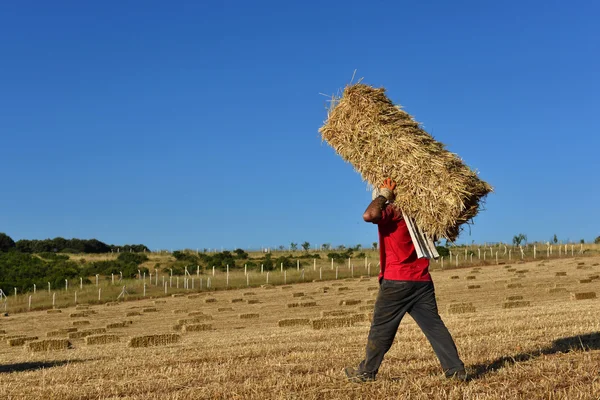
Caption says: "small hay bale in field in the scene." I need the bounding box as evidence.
[506,268,516,272]
[4,334,26,339]
[571,292,597,300]
[321,310,352,317]
[187,294,201,299]
[310,317,356,330]
[178,316,213,325]
[46,328,77,337]
[218,307,233,312]
[204,298,217,303]
[367,286,379,291]
[577,262,585,266]
[319,83,492,241]
[516,270,529,274]
[338,287,350,292]
[26,339,71,352]
[8,336,38,346]
[142,307,158,313]
[47,309,62,314]
[548,288,567,294]
[503,265,513,269]
[494,280,507,284]
[469,270,480,274]
[466,276,476,280]
[588,274,600,280]
[331,283,344,287]
[247,299,260,305]
[72,320,90,327]
[182,323,213,332]
[447,303,476,314]
[292,292,305,298]
[172,324,183,331]
[555,272,567,277]
[505,295,524,301]
[69,312,88,318]
[105,302,120,307]
[300,301,317,307]
[187,311,210,317]
[339,299,361,306]
[278,318,310,327]
[128,333,181,348]
[172,293,185,298]
[506,283,523,289]
[281,286,293,290]
[502,301,531,309]
[239,313,259,319]
[592,263,599,267]
[287,302,300,308]
[126,311,141,317]
[231,298,244,303]
[467,285,481,290]
[261,284,275,289]
[171,309,187,314]
[243,292,256,296]
[579,279,592,284]
[535,283,553,288]
[0,329,5,335]
[154,300,167,304]
[85,334,120,345]
[106,322,128,329]
[450,276,459,280]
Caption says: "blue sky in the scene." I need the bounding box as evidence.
[1,1,598,250]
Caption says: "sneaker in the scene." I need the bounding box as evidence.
[445,369,470,382]
[344,367,375,383]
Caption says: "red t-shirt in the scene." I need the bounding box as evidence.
[378,205,431,281]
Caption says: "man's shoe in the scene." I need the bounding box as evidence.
[344,367,375,383]
[445,369,470,382]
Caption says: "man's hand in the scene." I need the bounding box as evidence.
[379,178,397,202]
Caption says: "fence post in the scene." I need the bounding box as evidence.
[74,291,77,304]
[28,295,31,311]
[52,292,55,307]
[98,288,101,301]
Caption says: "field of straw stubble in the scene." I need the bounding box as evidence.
[1,255,600,399]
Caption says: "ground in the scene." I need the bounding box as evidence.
[1,256,599,399]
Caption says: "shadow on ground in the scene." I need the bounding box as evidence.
[0,359,91,374]
[469,332,600,379]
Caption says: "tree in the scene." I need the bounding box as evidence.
[290,243,298,251]
[0,233,16,252]
[301,242,310,252]
[278,245,285,251]
[580,239,585,244]
[512,233,527,247]
[337,245,346,250]
[372,242,378,250]
[595,236,600,245]
[321,243,331,251]
[552,234,558,244]
[354,244,362,251]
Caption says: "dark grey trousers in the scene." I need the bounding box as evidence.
[358,279,464,377]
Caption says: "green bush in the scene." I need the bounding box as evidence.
[0,233,15,252]
[117,252,148,265]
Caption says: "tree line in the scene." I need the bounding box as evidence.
[0,232,148,254]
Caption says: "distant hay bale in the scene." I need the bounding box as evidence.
[182,323,213,332]
[589,274,599,280]
[579,279,592,284]
[154,300,167,304]
[106,322,128,329]
[178,316,213,325]
[502,301,531,309]
[204,298,217,303]
[467,285,481,289]
[218,307,233,312]
[447,303,476,314]
[0,329,5,334]
[247,299,260,304]
[281,286,293,290]
[85,334,120,345]
[172,309,187,314]
[69,312,87,318]
[506,283,523,289]
[72,320,91,327]
[321,310,351,317]
[287,303,300,308]
[506,268,516,272]
[339,299,361,306]
[592,263,600,267]
[337,287,350,292]
[516,269,529,274]
[46,328,77,337]
[278,318,310,327]
[26,339,71,352]
[231,298,244,303]
[68,328,106,339]
[142,307,158,313]
[239,313,260,319]
[261,284,275,289]
[243,292,256,296]
[504,265,513,269]
[505,295,524,301]
[319,83,492,240]
[555,272,567,277]
[548,288,567,294]
[300,301,317,307]
[450,276,459,280]
[571,292,597,300]
[172,293,185,298]
[187,311,210,317]
[292,292,305,298]
[367,286,379,290]
[128,333,181,348]
[8,336,38,346]
[126,311,141,317]
[47,309,62,314]
[310,316,356,330]
[466,276,476,280]
[187,294,201,299]
[577,262,585,266]
[535,283,553,288]
[331,283,344,287]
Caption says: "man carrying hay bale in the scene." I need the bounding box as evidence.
[344,179,468,382]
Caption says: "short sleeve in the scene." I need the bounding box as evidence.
[378,205,403,225]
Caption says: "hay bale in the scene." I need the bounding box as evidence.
[171,293,185,298]
[247,299,260,305]
[142,307,158,313]
[0,329,5,334]
[339,299,361,306]
[231,298,244,303]
[187,311,210,317]
[319,83,492,240]
[154,300,167,304]
[217,307,233,312]
[571,292,597,300]
[588,274,599,280]
[548,288,567,294]
[310,317,356,330]
[47,309,62,314]
[243,292,256,296]
[278,318,310,327]
[204,298,217,303]
[506,268,516,272]
[85,334,120,345]
[505,295,524,301]
[467,285,481,289]
[128,334,181,348]
[72,320,91,327]
[331,283,344,287]
[68,328,106,339]
[187,294,201,299]
[502,301,531,309]
[182,323,212,332]
[280,286,293,290]
[535,283,553,288]
[261,284,275,289]
[105,302,120,306]
[178,316,213,325]
[26,339,71,352]
[506,283,523,289]
[503,265,513,269]
[126,311,141,317]
[8,336,38,346]
[516,269,529,274]
[367,286,379,290]
[172,309,187,314]
[321,310,351,317]
[292,292,305,298]
[337,287,350,292]
[447,303,476,314]
[106,322,128,329]
[239,313,260,319]
[300,301,317,307]
[46,328,77,337]
[577,262,585,266]
[69,312,88,318]
[579,279,592,284]
[287,302,300,308]
[555,272,567,277]
[466,276,476,280]
[450,276,459,280]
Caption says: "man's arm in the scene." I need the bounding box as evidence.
[363,178,397,224]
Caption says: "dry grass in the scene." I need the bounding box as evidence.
[0,255,599,399]
[447,303,476,314]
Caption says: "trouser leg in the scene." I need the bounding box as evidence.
[408,282,464,374]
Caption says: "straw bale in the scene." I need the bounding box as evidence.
[287,303,300,308]
[570,292,596,300]
[69,312,88,318]
[218,307,234,312]
[68,328,106,339]
[320,83,492,240]
[278,318,310,327]
[502,301,531,309]
[154,300,167,304]
[106,321,128,329]
[46,328,77,337]
[516,270,529,274]
[239,313,260,319]
[506,283,523,289]
[126,311,141,317]
[204,298,217,303]
[555,272,567,277]
[4,334,26,339]
[128,334,181,348]
[300,301,317,307]
[535,283,553,288]
[321,310,351,317]
[337,287,350,292]
[331,283,344,287]
[188,311,211,318]
[577,262,585,266]
[72,320,90,326]
[0,329,5,335]
[85,334,120,345]
[243,292,256,296]
[503,265,513,269]
[589,275,600,280]
[182,323,213,332]
[447,303,476,314]
[467,285,481,289]
[548,288,567,294]
[231,298,244,303]
[310,317,356,330]
[8,336,38,346]
[281,286,293,290]
[262,284,275,289]
[292,292,305,298]
[172,309,187,314]
[466,276,476,280]
[47,309,62,314]
[367,286,379,291]
[247,299,260,305]
[142,307,158,313]
[593,263,600,267]
[450,276,459,280]
[506,268,516,272]
[505,295,524,301]
[178,316,213,325]
[172,293,185,298]
[26,339,71,352]
[339,299,361,306]
[579,279,592,284]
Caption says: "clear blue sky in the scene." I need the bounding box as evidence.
[1,1,598,250]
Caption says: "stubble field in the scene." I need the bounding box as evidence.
[1,255,599,399]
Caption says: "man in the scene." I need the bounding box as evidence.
[344,178,468,382]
